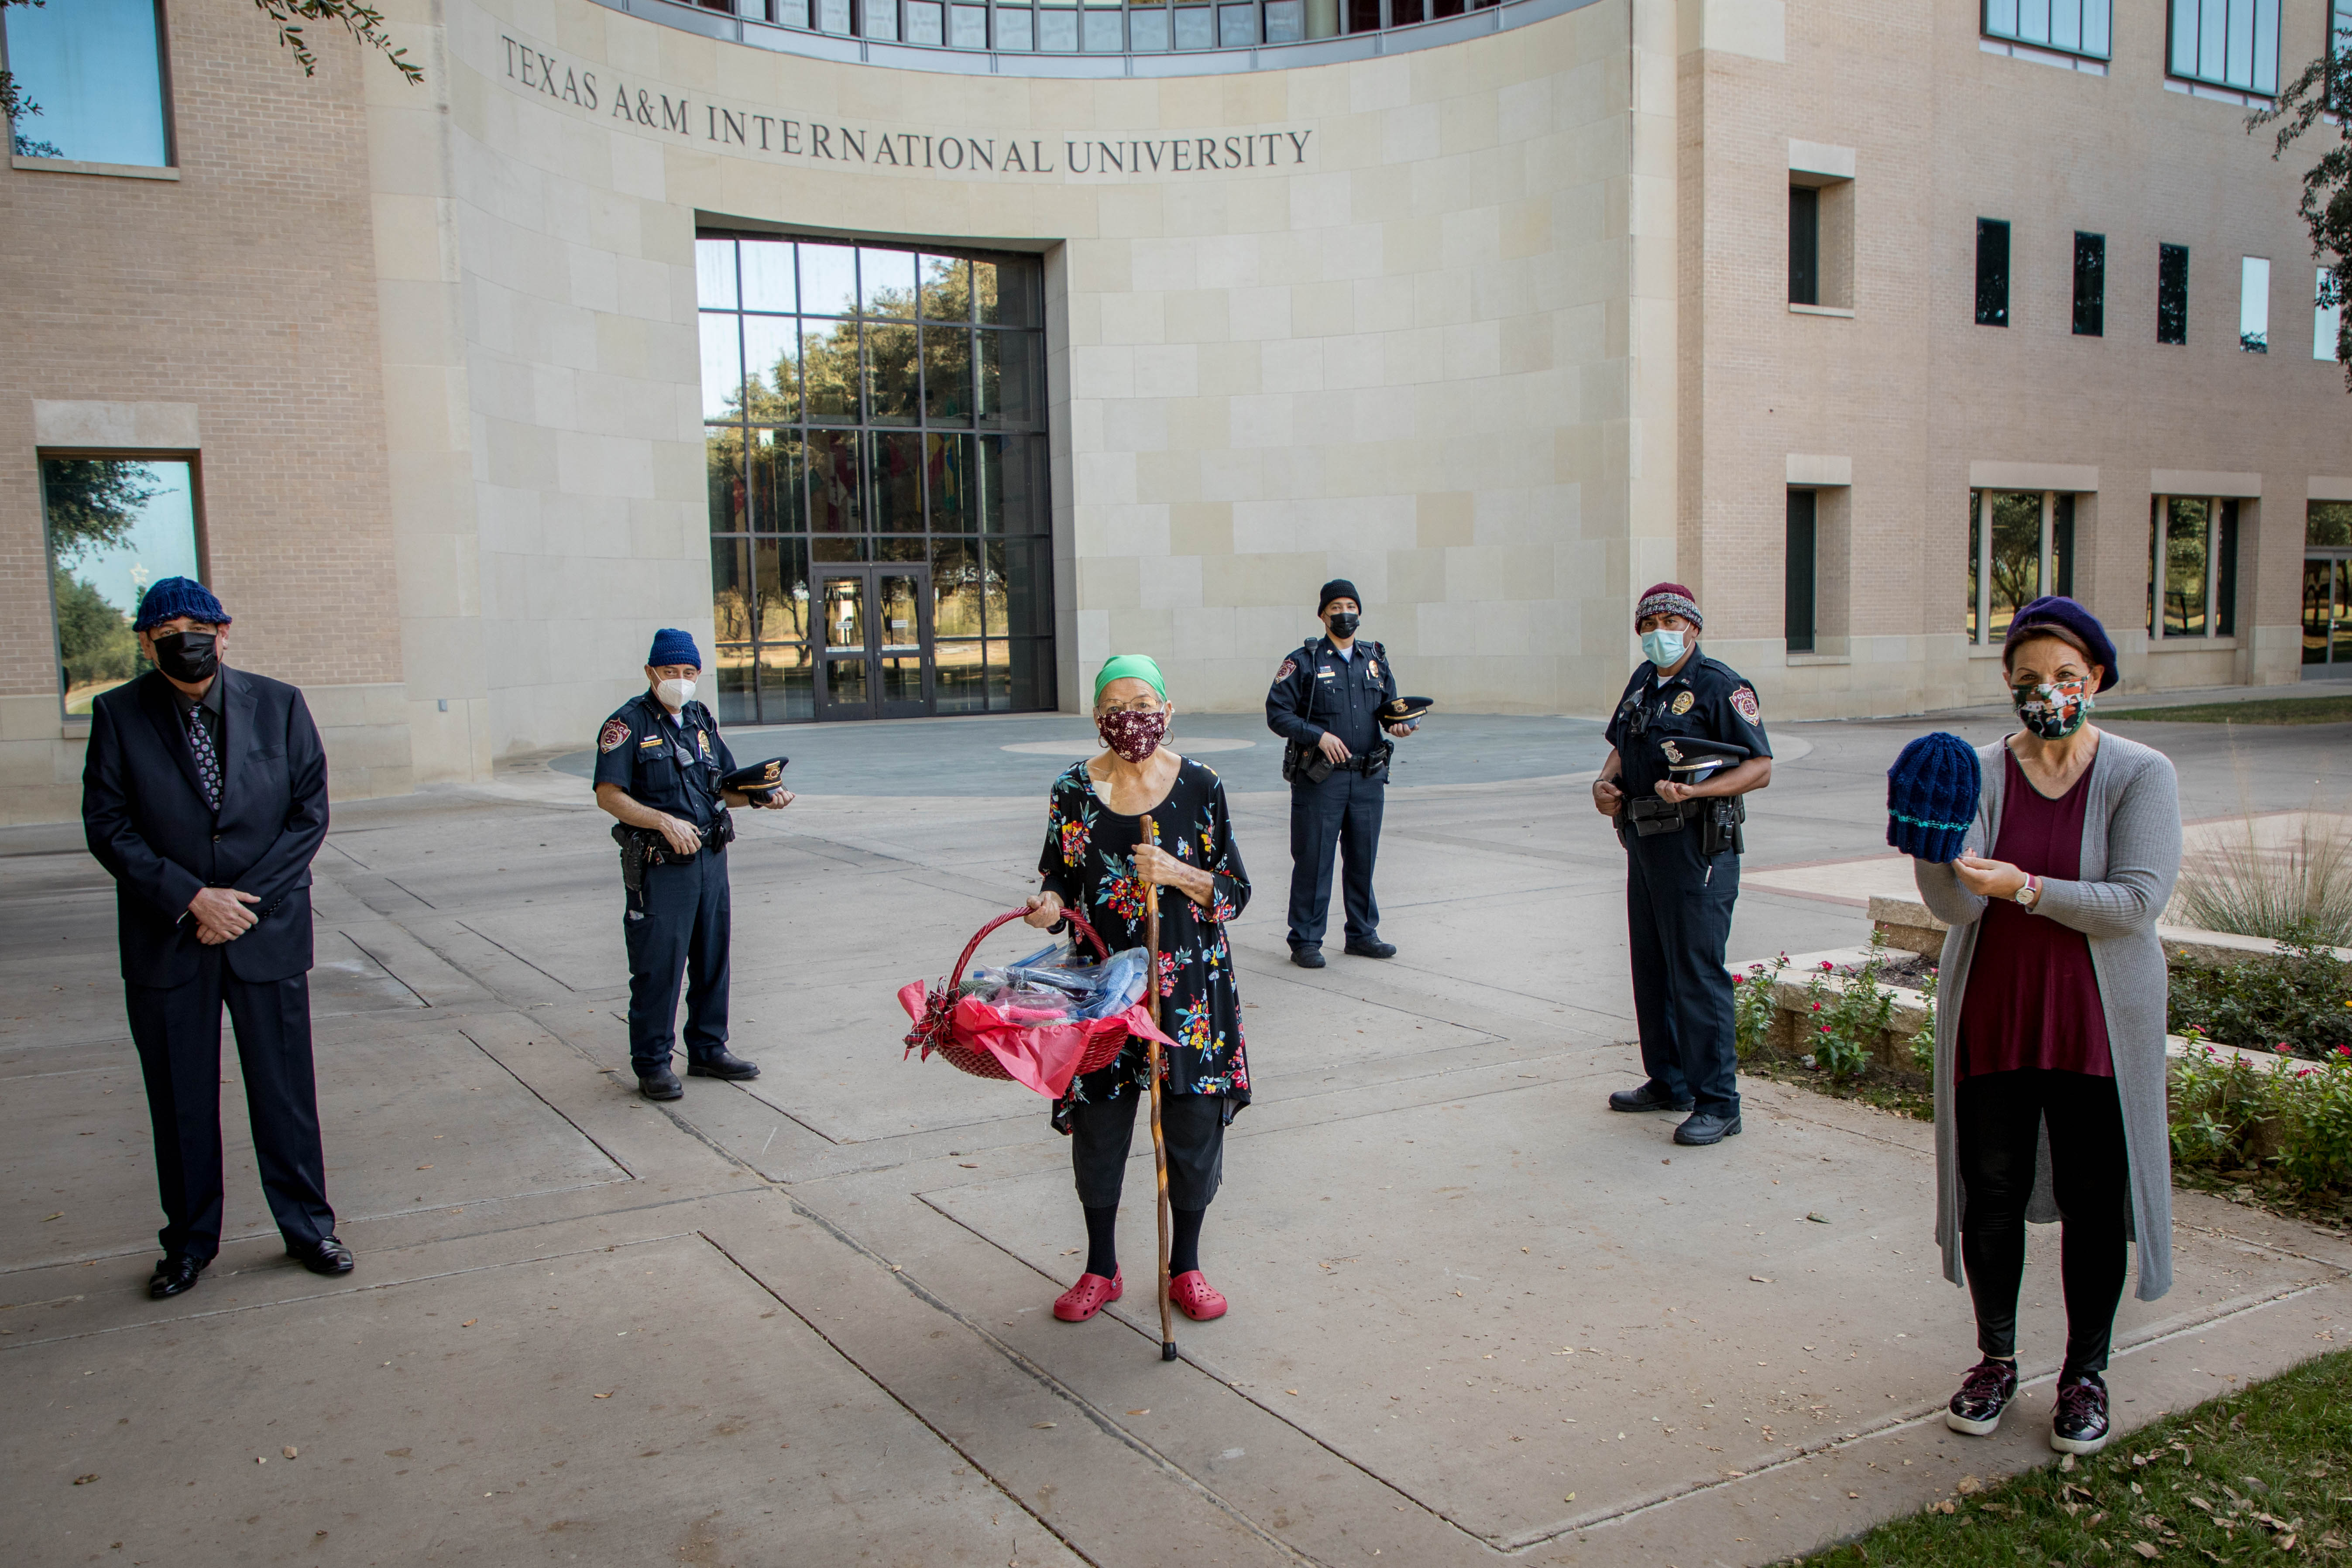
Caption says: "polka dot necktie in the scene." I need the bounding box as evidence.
[185,708,222,811]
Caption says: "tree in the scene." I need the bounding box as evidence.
[3,0,417,142]
[41,458,163,562]
[2251,27,2352,388]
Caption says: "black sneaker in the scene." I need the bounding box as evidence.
[2050,1373,2111,1455]
[1943,1356,2018,1435]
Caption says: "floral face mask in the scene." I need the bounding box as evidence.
[2011,678,2094,739]
[1098,707,1169,762]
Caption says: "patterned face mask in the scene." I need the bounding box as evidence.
[2010,678,2094,739]
[1098,707,1168,762]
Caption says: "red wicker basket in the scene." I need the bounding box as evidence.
[903,908,1136,1081]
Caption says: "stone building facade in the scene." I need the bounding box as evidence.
[2,0,2345,820]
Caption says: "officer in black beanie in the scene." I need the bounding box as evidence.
[1265,580,1417,967]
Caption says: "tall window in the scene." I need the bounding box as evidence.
[2158,244,2191,345]
[2072,232,2106,336]
[2318,267,2344,362]
[697,235,1054,723]
[2309,502,2352,669]
[2239,257,2270,351]
[1975,220,2011,327]
[2169,0,2280,95]
[1785,491,1817,652]
[1968,490,2076,644]
[2,0,171,165]
[2151,496,2240,638]
[1789,186,1820,307]
[1983,0,2112,58]
[39,456,203,715]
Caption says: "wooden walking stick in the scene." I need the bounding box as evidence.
[1140,814,1178,1362]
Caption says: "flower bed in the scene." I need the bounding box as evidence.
[1731,938,2352,1223]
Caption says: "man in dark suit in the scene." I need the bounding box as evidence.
[81,577,351,1299]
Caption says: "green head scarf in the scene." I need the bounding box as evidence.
[1092,654,1167,706]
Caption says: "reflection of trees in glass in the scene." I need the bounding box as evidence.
[44,457,168,709]
[2165,500,2211,635]
[2311,501,2352,547]
[1987,491,2041,632]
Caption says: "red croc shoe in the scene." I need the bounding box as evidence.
[1167,1270,1228,1321]
[1053,1270,1123,1322]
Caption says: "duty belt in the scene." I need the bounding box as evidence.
[1625,796,1703,836]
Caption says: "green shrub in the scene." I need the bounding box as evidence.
[2168,941,2352,1060]
[1732,953,1788,1061]
[2169,1037,2352,1200]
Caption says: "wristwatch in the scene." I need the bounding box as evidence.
[2013,877,2040,910]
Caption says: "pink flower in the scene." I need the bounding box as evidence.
[2275,1043,2293,1055]
[1820,960,1836,972]
[1732,975,1744,986]
[1811,1002,1823,1012]
[1819,1024,1831,1034]
[2337,1046,2352,1059]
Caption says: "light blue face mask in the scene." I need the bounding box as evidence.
[1641,628,1687,669]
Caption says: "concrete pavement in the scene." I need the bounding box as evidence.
[5,707,2349,1567]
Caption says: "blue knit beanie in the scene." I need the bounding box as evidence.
[1885,732,1981,863]
[647,628,702,669]
[132,576,230,632]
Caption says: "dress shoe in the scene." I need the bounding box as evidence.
[148,1253,207,1299]
[638,1065,683,1100]
[288,1236,356,1276]
[1607,1082,1695,1114]
[1672,1110,1744,1146]
[687,1049,761,1081]
[1290,947,1326,969]
[1343,938,1397,959]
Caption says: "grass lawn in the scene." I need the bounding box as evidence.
[2103,695,2352,726]
[1789,1348,2352,1565]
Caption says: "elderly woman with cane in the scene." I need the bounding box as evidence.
[1903,597,2180,1456]
[1026,655,1253,1329]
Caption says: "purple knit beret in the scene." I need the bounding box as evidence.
[2004,596,2119,692]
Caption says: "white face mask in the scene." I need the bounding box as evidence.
[1640,628,1687,669]
[656,678,697,710]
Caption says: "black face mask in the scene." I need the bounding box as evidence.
[152,631,219,684]
[1326,611,1360,640]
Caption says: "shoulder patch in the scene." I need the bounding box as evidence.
[1670,690,1695,715]
[1276,658,1297,681]
[1731,686,1761,723]
[599,718,631,753]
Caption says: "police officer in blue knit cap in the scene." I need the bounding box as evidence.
[593,630,792,1099]
[1593,583,1774,1147]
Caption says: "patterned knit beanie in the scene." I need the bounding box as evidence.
[1634,582,1702,631]
[1885,732,1981,864]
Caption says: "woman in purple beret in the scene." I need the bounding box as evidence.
[1911,596,2180,1456]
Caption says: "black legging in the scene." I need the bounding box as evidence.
[1068,1091,1226,1211]
[1957,1068,2130,1379]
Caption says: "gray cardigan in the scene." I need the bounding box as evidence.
[1913,732,2181,1303]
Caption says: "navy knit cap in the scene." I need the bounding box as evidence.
[132,576,230,632]
[1885,732,1981,864]
[2004,596,2119,693]
[646,628,702,669]
[1318,579,1360,614]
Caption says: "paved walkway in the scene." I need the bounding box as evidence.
[5,710,2349,1566]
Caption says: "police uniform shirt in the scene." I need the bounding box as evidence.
[1604,654,1772,799]
[1265,636,1400,759]
[592,692,736,830]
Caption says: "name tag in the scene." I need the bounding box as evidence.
[638,736,664,750]
[1315,669,1336,679]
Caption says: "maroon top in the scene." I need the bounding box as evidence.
[1956,748,2114,1079]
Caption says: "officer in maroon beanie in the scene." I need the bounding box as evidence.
[1590,583,1774,1146]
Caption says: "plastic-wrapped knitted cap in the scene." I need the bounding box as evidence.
[1885,732,1981,864]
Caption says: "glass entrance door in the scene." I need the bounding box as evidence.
[816,565,934,717]
[2306,555,2352,675]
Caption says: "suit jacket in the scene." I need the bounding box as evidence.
[82,668,329,987]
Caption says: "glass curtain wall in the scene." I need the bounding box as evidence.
[749,0,1497,51]
[699,234,1054,724]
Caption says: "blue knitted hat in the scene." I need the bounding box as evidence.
[1885,732,1981,863]
[646,628,702,669]
[132,576,230,632]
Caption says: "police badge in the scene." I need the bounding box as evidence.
[1670,691,1696,715]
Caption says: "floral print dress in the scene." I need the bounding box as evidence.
[1037,758,1252,1133]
